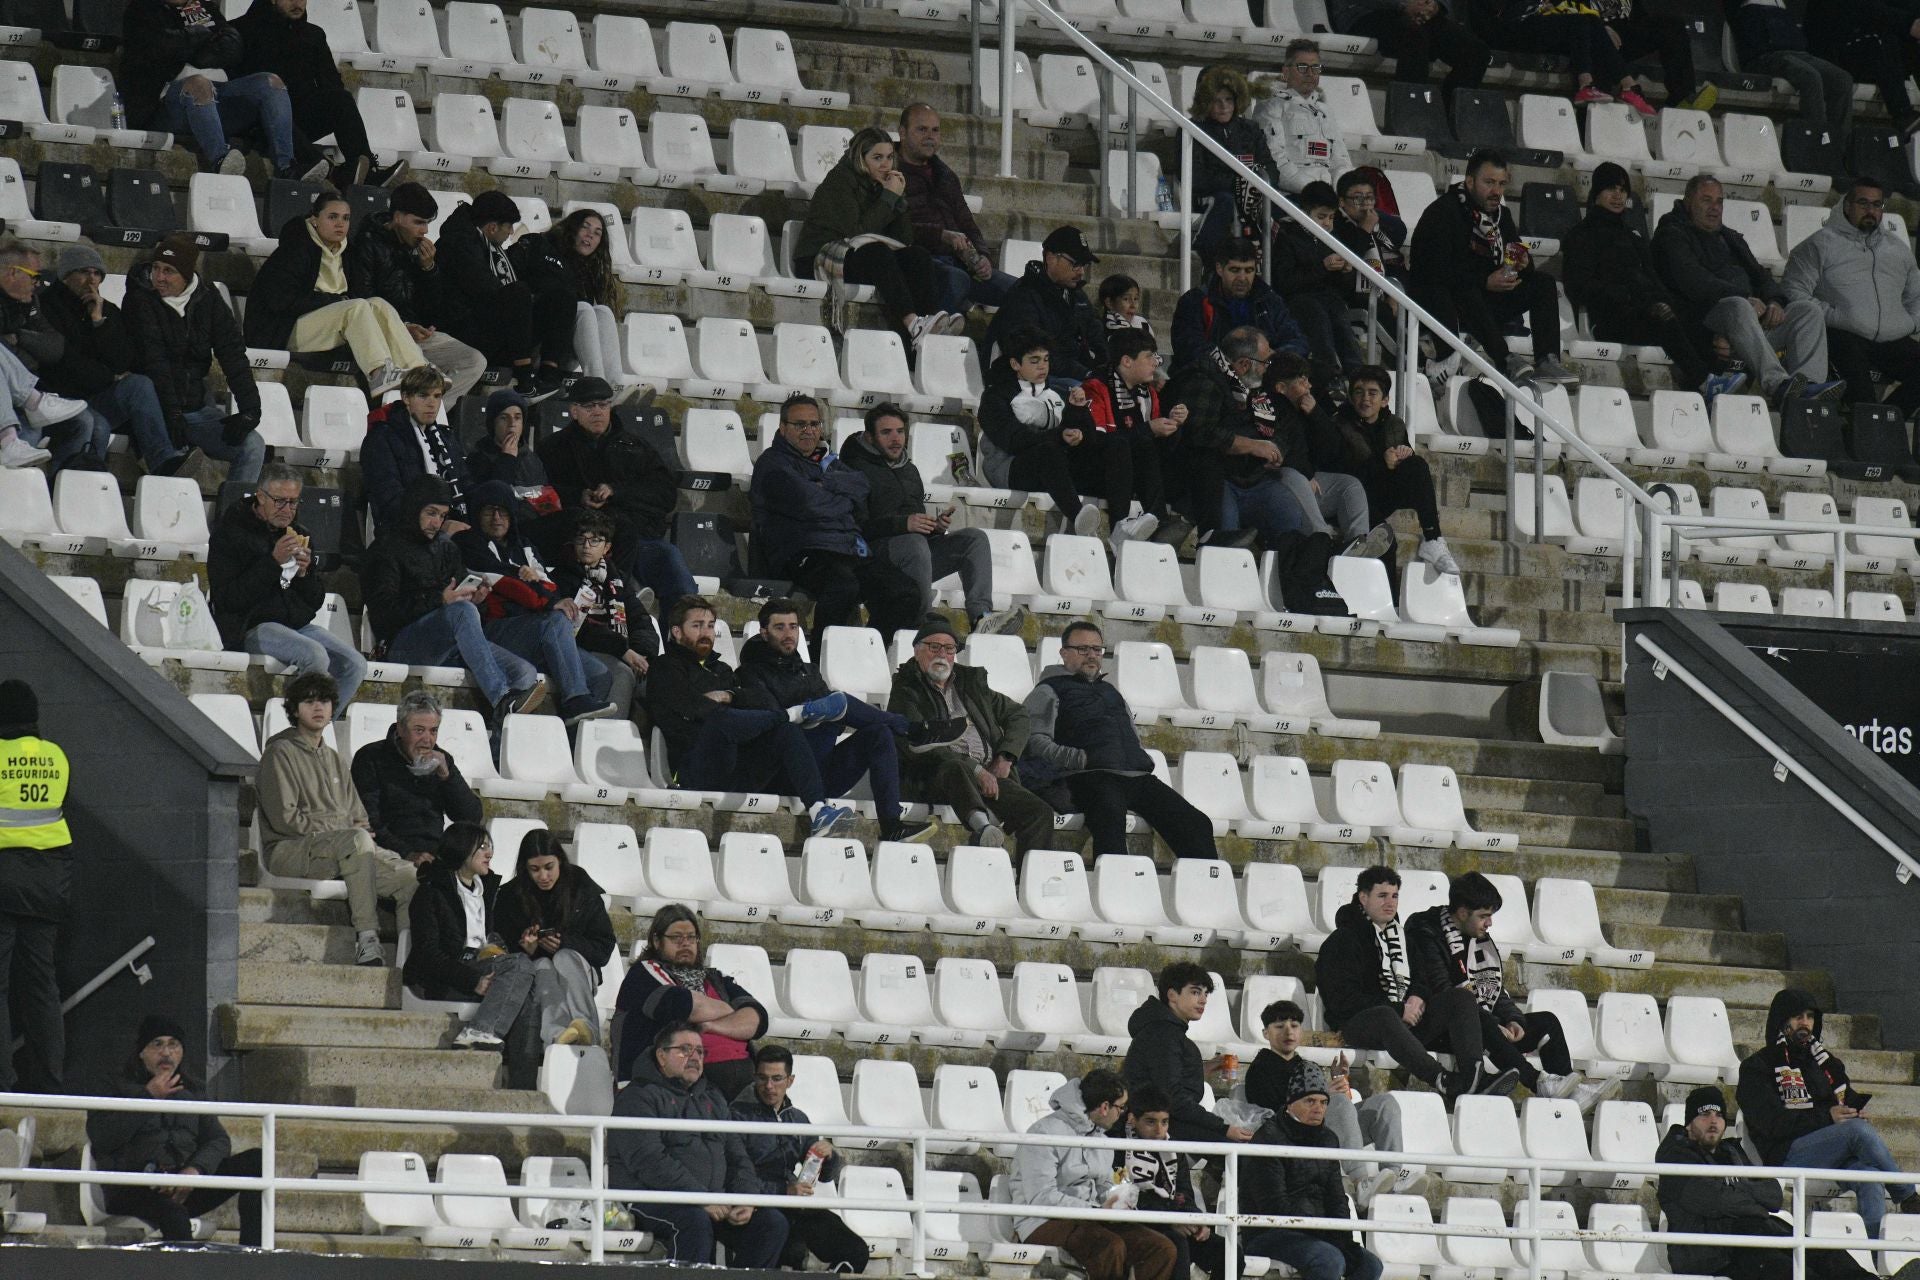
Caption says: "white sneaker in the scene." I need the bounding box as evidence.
[1072,503,1104,538]
[454,1026,503,1048]
[1536,1071,1582,1100]
[1417,536,1460,575]
[1571,1077,1619,1114]
[218,148,249,177]
[1109,511,1159,555]
[0,437,50,468]
[23,392,88,429]
[973,604,1027,636]
[938,311,969,336]
[353,930,384,967]
[907,313,944,348]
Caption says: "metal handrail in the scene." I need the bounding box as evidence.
[6,1086,1902,1279]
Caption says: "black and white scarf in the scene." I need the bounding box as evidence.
[643,959,712,991]
[1771,1024,1840,1111]
[1440,912,1506,1011]
[1374,918,1411,1004]
[418,419,466,514]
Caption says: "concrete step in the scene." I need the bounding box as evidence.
[240,1046,504,1100]
[1730,1006,1879,1053]
[241,921,352,965]
[1466,807,1636,853]
[1595,886,1746,932]
[1524,960,1835,1011]
[1605,922,1788,970]
[238,962,401,1011]
[278,1085,554,1114]
[220,1004,455,1053]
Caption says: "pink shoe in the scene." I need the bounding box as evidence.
[1572,85,1613,106]
[1618,87,1656,117]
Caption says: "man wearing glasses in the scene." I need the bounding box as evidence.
[732,1043,871,1274]
[0,242,109,471]
[1782,175,1920,419]
[208,462,368,709]
[610,1021,790,1267]
[1254,41,1353,195]
[889,618,1057,852]
[1332,172,1410,305]
[1022,621,1218,861]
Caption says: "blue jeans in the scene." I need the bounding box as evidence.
[1220,473,1312,540]
[89,374,179,471]
[806,697,909,822]
[180,404,267,486]
[625,537,696,619]
[0,340,32,427]
[679,708,824,805]
[245,621,367,709]
[484,610,594,703]
[1784,1120,1914,1236]
[385,600,535,706]
[931,254,1018,314]
[159,71,295,171]
[22,404,110,468]
[1243,1230,1383,1280]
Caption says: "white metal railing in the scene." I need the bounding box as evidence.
[970,0,1918,617]
[9,1086,1914,1278]
[9,935,152,1054]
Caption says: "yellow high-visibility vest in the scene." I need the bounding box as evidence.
[0,735,70,850]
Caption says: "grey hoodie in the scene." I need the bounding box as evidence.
[1781,202,1920,343]
[1009,1078,1113,1240]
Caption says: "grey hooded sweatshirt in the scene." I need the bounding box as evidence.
[1009,1078,1113,1240]
[1782,202,1920,343]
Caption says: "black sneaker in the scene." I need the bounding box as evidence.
[1197,528,1260,551]
[1151,515,1195,548]
[879,816,937,844]
[1475,1067,1523,1097]
[368,158,409,188]
[906,717,967,748]
[1439,1068,1472,1108]
[561,695,618,725]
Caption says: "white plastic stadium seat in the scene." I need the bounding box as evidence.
[1533,878,1651,968]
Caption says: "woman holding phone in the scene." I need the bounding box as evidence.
[493,828,617,1048]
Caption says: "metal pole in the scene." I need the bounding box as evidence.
[1179,128,1193,296]
[1669,524,1682,604]
[1833,528,1846,611]
[998,0,1016,178]
[1525,1163,1543,1280]
[1791,1174,1806,1280]
[1620,491,1636,609]
[1531,412,1545,545]
[261,1112,276,1250]
[1396,302,1415,420]
[1126,81,1138,217]
[1222,1150,1241,1280]
[910,1135,929,1276]
[1502,397,1519,539]
[969,0,982,117]
[590,1122,607,1264]
[1098,65,1111,219]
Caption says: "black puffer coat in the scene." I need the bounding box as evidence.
[123,263,261,442]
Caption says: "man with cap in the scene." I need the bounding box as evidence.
[1655,1086,1794,1280]
[1170,237,1312,375]
[888,619,1057,852]
[537,375,696,620]
[434,189,571,401]
[122,235,268,486]
[87,1015,264,1245]
[0,681,72,1092]
[1242,1062,1384,1280]
[1738,987,1920,1238]
[985,226,1109,386]
[345,183,489,406]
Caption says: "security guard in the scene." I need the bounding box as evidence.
[0,680,70,1091]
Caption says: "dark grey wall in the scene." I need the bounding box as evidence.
[0,543,252,1091]
[1621,608,1920,1048]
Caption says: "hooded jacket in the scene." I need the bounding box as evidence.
[536,412,678,540]
[1254,86,1354,195]
[362,399,476,534]
[610,1050,762,1196]
[1314,900,1409,1030]
[492,865,617,973]
[349,725,483,857]
[736,633,832,710]
[1404,903,1524,1025]
[1009,1078,1117,1239]
[232,0,344,98]
[1655,1123,1785,1276]
[360,477,467,643]
[1190,73,1277,202]
[1122,996,1228,1144]
[793,150,915,270]
[1652,202,1782,324]
[1737,988,1858,1165]
[255,723,368,853]
[402,861,498,999]
[1409,182,1535,305]
[207,496,325,648]
[1021,663,1154,791]
[975,360,1097,488]
[346,211,448,329]
[123,262,261,442]
[87,1058,232,1175]
[1561,166,1678,331]
[1241,1111,1355,1239]
[899,150,989,257]
[465,432,552,495]
[731,1084,844,1196]
[887,657,1031,776]
[245,216,345,350]
[38,279,140,399]
[749,431,869,570]
[117,0,243,131]
[612,951,768,1084]
[452,480,560,622]
[645,643,781,777]
[984,260,1107,381]
[1170,276,1311,374]
[434,203,517,316]
[1782,201,1920,343]
[838,429,929,541]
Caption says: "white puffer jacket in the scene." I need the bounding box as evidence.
[1253,85,1354,194]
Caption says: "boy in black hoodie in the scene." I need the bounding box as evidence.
[548,510,656,722]
[1737,988,1920,1236]
[1271,183,1365,383]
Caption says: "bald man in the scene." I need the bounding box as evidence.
[896,103,1018,314]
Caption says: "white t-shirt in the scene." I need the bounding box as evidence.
[456,874,487,951]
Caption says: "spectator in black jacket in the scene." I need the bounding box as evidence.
[1271,183,1364,379]
[1725,0,1854,142]
[1120,1087,1221,1280]
[1652,175,1843,409]
[645,595,856,839]
[1122,964,1253,1146]
[345,184,488,404]
[1312,864,1508,1107]
[897,103,1017,314]
[360,365,473,534]
[117,0,322,179]
[1656,1086,1792,1280]
[748,393,920,647]
[738,597,932,845]
[492,828,616,1049]
[1188,65,1278,264]
[1246,999,1385,1180]
[0,242,110,471]
[1563,164,1740,402]
[508,208,622,385]
[436,190,572,399]
[1162,327,1311,552]
[1331,0,1489,102]
[1241,1064,1383,1280]
[839,401,1013,630]
[732,1043,871,1274]
[122,237,267,485]
[208,463,366,705]
[1267,352,1381,553]
[549,510,655,721]
[350,690,483,861]
[1404,873,1609,1111]
[536,377,695,618]
[361,475,546,726]
[231,0,401,188]
[984,227,1107,383]
[87,1015,263,1245]
[613,904,769,1090]
[1410,150,1578,386]
[1332,171,1409,306]
[1325,366,1456,574]
[1081,330,1193,552]
[1806,0,1920,138]
[1170,239,1312,374]
[464,387,553,504]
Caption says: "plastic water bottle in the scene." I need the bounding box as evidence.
[1155,175,1175,212]
[110,92,126,130]
[799,1140,831,1187]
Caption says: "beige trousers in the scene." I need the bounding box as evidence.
[288,298,425,385]
[265,827,417,931]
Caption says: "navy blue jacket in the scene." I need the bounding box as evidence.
[1020,665,1155,790]
[361,400,475,533]
[749,433,869,572]
[1170,277,1311,374]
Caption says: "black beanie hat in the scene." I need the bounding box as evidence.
[1588,162,1633,209]
[136,1014,188,1054]
[1684,1085,1726,1124]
